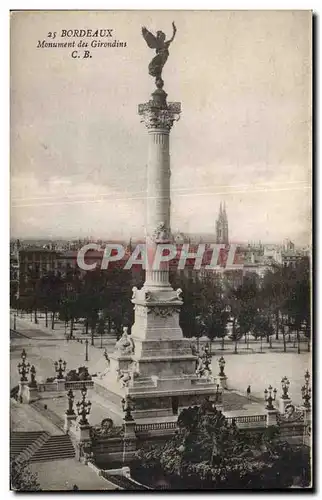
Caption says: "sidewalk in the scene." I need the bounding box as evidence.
[10,312,117,346]
[29,459,117,491]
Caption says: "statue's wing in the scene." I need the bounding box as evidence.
[142,27,158,48]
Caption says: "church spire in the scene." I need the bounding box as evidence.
[215,202,229,244]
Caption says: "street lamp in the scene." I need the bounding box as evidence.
[54,359,67,380]
[122,395,135,421]
[29,365,37,388]
[76,384,91,425]
[104,348,110,364]
[13,313,16,331]
[281,376,290,399]
[264,385,277,410]
[66,388,75,415]
[301,370,311,409]
[85,339,89,362]
[98,310,104,349]
[17,349,30,382]
[215,384,221,403]
[45,307,48,328]
[218,356,226,377]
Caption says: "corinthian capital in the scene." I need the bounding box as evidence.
[138,101,181,131]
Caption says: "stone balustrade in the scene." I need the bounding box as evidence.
[65,381,94,390]
[135,421,177,433]
[226,414,267,427]
[38,379,94,393]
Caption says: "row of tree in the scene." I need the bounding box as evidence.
[12,258,310,351]
[12,266,142,340]
[172,258,310,353]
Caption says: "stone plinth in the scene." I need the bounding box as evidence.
[75,423,91,443]
[279,397,292,414]
[18,381,29,403]
[109,353,133,376]
[303,407,312,447]
[266,408,278,427]
[64,413,77,434]
[55,378,66,391]
[217,375,228,390]
[123,420,137,453]
[25,385,39,403]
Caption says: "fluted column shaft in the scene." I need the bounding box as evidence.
[146,129,171,237]
[138,97,181,289]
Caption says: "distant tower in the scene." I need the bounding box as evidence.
[216,202,229,244]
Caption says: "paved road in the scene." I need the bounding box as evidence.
[10,316,109,389]
[11,314,310,409]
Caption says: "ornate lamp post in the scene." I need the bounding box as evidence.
[281,376,290,399]
[218,356,226,377]
[85,339,89,362]
[45,306,48,328]
[66,389,76,415]
[214,383,221,403]
[223,305,231,349]
[103,348,110,365]
[29,365,37,388]
[301,370,311,409]
[98,310,104,349]
[54,359,67,380]
[264,385,277,410]
[122,395,135,421]
[18,349,30,382]
[76,384,92,425]
[202,347,212,372]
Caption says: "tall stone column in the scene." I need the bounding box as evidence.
[139,90,181,291]
[131,90,183,346]
[94,82,219,423]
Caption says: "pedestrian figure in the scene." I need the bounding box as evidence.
[246,385,251,399]
[72,484,79,491]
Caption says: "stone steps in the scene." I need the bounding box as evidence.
[15,432,51,464]
[30,435,75,463]
[10,431,44,460]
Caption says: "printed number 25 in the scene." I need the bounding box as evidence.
[47,32,57,39]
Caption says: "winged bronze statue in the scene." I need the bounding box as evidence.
[142,22,177,88]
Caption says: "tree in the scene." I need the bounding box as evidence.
[226,278,258,353]
[285,259,310,354]
[10,460,41,491]
[260,260,311,353]
[133,405,311,490]
[252,313,274,352]
[59,269,83,338]
[38,271,64,330]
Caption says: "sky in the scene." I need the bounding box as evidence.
[10,10,312,244]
